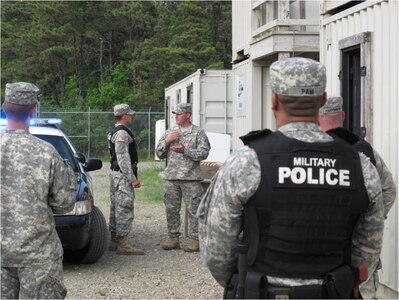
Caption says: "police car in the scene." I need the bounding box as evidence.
[1,118,109,264]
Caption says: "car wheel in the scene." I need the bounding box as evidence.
[64,206,109,264]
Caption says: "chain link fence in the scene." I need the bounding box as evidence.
[38,108,165,159]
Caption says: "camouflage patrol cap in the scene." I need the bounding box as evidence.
[269,57,326,96]
[320,95,343,114]
[172,103,192,114]
[5,82,40,105]
[114,104,135,116]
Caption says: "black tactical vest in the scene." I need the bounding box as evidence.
[108,125,139,175]
[240,130,368,279]
[327,127,376,166]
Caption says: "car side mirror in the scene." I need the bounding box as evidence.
[83,158,103,172]
[74,152,86,164]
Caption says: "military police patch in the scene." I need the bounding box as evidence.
[271,154,357,190]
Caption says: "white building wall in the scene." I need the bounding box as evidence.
[232,0,252,56]
[233,64,277,149]
[232,59,263,149]
[232,0,320,149]
[232,60,251,150]
[320,1,398,297]
[198,71,233,135]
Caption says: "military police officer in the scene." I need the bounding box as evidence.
[156,103,210,252]
[320,95,396,217]
[319,95,397,297]
[1,82,76,299]
[198,58,384,299]
[108,104,144,255]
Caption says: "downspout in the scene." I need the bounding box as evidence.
[224,73,228,134]
[199,70,203,128]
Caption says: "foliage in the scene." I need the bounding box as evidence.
[1,1,232,110]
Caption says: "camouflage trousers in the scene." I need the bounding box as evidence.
[1,257,66,299]
[109,171,135,237]
[164,180,204,239]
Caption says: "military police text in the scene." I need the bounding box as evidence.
[279,156,350,186]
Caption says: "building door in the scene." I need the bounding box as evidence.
[339,32,372,141]
[341,46,362,137]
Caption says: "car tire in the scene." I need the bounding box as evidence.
[64,206,109,264]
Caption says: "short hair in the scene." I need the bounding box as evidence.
[277,94,324,117]
[2,102,35,122]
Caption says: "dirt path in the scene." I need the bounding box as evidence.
[64,162,223,299]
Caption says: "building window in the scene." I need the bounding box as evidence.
[186,83,193,104]
[254,1,278,28]
[176,89,181,106]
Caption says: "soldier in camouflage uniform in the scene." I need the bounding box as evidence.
[156,103,210,252]
[319,95,397,297]
[108,104,144,255]
[198,58,385,299]
[1,82,76,299]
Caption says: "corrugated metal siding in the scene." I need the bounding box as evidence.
[321,1,398,296]
[165,70,233,135]
[199,71,233,135]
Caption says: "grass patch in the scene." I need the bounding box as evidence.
[136,168,164,204]
[97,155,159,163]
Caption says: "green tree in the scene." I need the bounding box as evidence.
[1,1,231,110]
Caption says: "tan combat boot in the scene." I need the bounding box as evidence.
[183,239,199,252]
[161,237,181,250]
[109,232,117,251]
[115,236,144,255]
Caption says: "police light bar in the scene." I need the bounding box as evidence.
[0,118,62,126]
[30,118,62,126]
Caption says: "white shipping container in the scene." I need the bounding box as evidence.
[154,119,165,161]
[164,69,233,136]
[162,69,233,163]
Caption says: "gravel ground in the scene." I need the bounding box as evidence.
[64,162,223,299]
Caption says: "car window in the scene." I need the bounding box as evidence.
[34,134,79,171]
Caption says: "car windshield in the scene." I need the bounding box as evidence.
[34,134,79,172]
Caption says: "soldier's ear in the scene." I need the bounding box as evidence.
[29,105,36,118]
[320,92,327,109]
[271,93,278,111]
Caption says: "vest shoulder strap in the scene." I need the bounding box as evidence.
[240,129,272,145]
[327,127,376,166]
[327,127,359,144]
[111,125,135,140]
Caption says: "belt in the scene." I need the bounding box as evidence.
[267,284,326,299]
[243,265,354,299]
